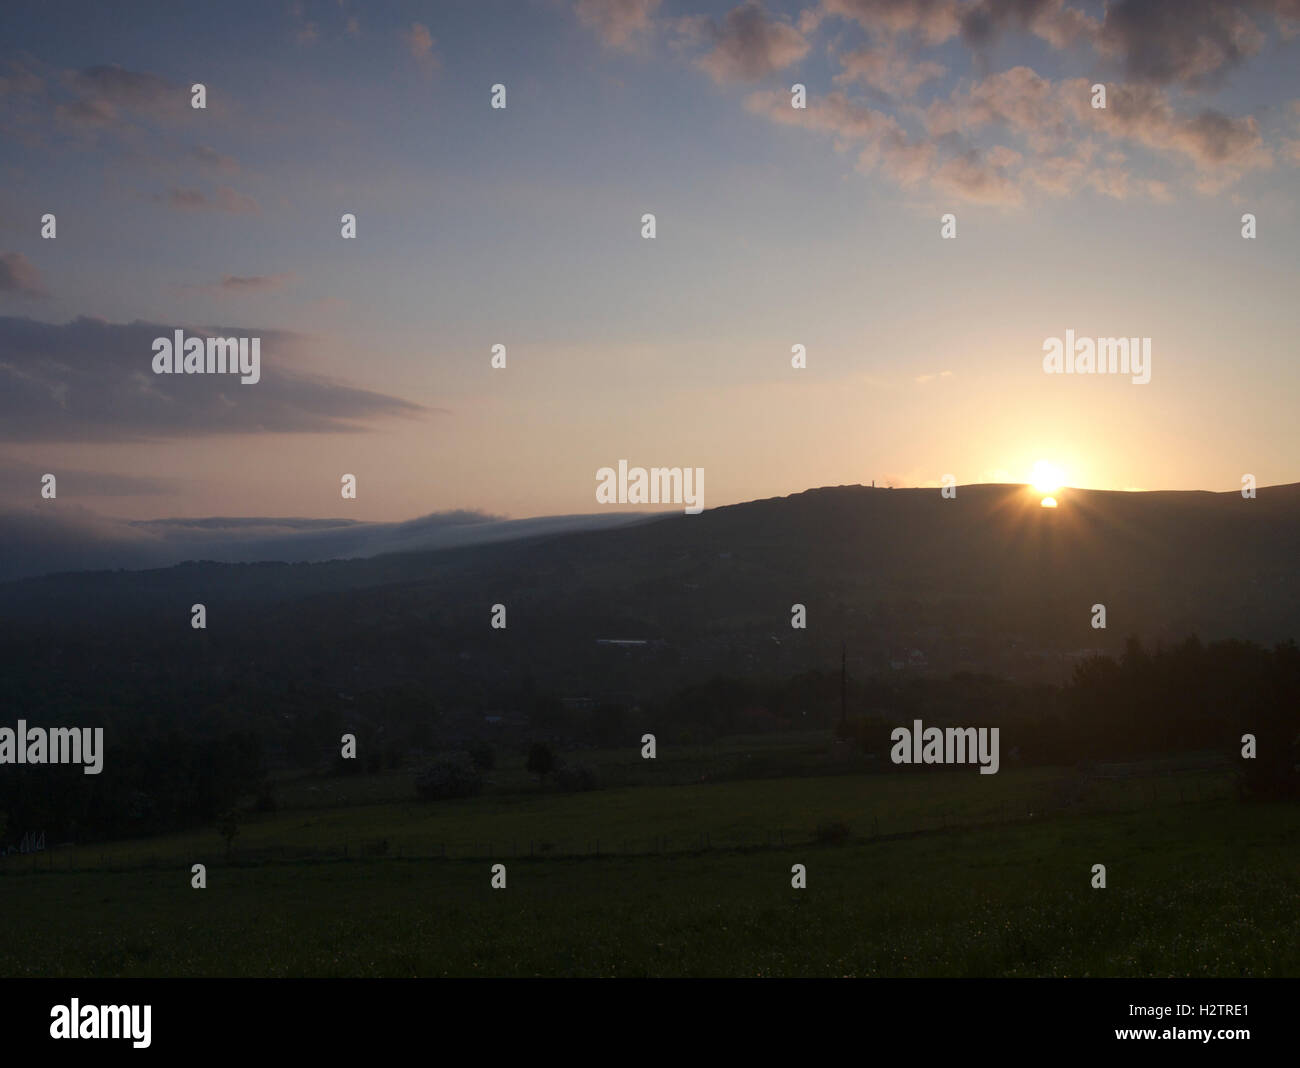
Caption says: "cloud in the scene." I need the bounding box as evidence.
[748,87,944,189]
[600,0,1289,204]
[0,253,48,298]
[156,186,260,214]
[1089,83,1273,182]
[918,69,1271,191]
[0,505,653,582]
[0,59,43,98]
[818,0,963,45]
[1096,0,1269,87]
[575,0,662,49]
[403,22,439,68]
[0,315,431,442]
[66,65,178,111]
[835,43,946,98]
[216,273,297,294]
[958,0,1100,51]
[930,147,1024,204]
[814,0,1290,90]
[684,2,811,83]
[190,144,240,174]
[53,96,119,126]
[1,60,243,165]
[924,67,1076,150]
[746,87,901,140]
[0,461,175,498]
[750,60,1276,203]
[49,64,190,130]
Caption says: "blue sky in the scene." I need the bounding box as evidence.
[2,0,1299,531]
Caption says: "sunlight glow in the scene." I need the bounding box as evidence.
[1031,460,1064,495]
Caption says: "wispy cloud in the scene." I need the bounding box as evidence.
[155,185,260,214]
[0,316,433,442]
[914,370,953,384]
[189,144,240,174]
[0,504,651,582]
[403,22,439,70]
[216,272,297,294]
[0,253,48,299]
[575,0,663,50]
[680,2,811,83]
[583,0,1294,204]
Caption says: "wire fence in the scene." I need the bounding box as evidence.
[0,767,1235,876]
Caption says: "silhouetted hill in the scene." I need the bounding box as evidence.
[1,483,1297,691]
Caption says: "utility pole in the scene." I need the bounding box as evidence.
[840,640,847,731]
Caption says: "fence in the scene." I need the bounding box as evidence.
[0,765,1235,876]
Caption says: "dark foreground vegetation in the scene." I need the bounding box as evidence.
[1,635,1296,848]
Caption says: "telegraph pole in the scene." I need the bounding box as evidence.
[840,640,847,731]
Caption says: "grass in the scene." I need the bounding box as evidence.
[0,755,1294,977]
[10,760,1230,868]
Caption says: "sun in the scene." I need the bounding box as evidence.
[1030,460,1064,495]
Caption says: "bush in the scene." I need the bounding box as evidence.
[526,742,555,783]
[468,740,495,771]
[554,762,598,792]
[414,754,483,801]
[333,751,363,776]
[254,781,278,813]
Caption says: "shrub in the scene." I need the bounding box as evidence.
[554,763,598,792]
[414,754,483,801]
[468,740,496,771]
[526,742,555,783]
[254,781,278,813]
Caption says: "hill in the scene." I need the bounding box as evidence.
[1,482,1297,697]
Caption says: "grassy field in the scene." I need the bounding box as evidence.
[4,756,1234,868]
[1,742,1295,977]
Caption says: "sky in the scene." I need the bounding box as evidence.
[2,0,1299,534]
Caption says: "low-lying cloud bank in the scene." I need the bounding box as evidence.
[0,506,652,582]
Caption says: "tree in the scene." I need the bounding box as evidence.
[526,742,555,784]
[554,761,598,792]
[217,811,240,859]
[414,754,483,801]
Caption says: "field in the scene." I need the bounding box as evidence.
[1,736,1297,977]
